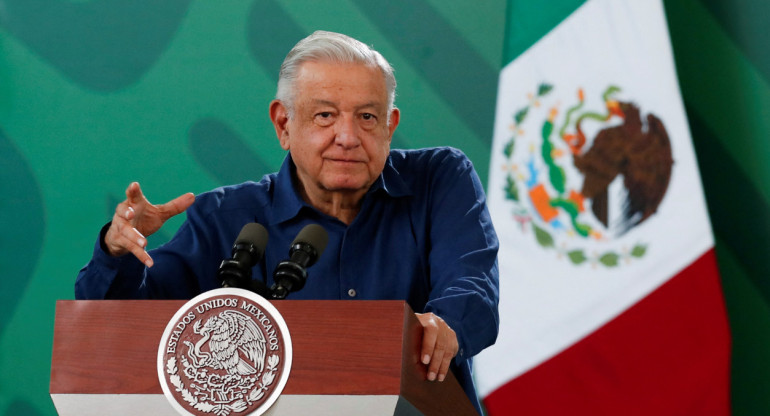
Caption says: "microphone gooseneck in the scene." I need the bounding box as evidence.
[270,224,329,299]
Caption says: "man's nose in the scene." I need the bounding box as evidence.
[334,115,361,148]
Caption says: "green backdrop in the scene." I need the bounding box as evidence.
[0,1,767,415]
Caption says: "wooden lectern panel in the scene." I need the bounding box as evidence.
[50,300,477,415]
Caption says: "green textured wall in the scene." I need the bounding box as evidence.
[0,2,505,414]
[0,1,767,415]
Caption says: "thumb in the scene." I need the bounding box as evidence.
[158,192,195,220]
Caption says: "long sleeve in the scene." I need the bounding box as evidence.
[74,194,230,300]
[75,222,148,299]
[421,148,500,361]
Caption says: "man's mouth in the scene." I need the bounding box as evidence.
[326,157,364,164]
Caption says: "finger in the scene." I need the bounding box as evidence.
[441,330,459,381]
[125,182,146,205]
[131,245,154,268]
[417,314,438,366]
[158,192,195,220]
[121,224,147,249]
[104,219,154,267]
[124,206,135,221]
[122,237,154,268]
[111,200,130,221]
[110,209,150,257]
[116,225,154,267]
[427,326,456,381]
[104,205,133,255]
[438,327,459,382]
[117,204,137,227]
[437,356,452,382]
[427,340,445,381]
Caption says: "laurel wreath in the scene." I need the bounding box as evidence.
[532,222,647,267]
[166,354,280,415]
[502,83,648,268]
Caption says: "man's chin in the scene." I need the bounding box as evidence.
[320,177,371,193]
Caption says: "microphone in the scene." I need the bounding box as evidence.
[218,223,269,295]
[270,224,329,299]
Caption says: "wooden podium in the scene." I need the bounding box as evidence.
[50,300,478,415]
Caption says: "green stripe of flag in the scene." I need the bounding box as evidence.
[714,236,770,414]
[699,0,770,84]
[501,0,585,66]
[666,0,770,207]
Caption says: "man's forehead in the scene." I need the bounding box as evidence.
[295,60,385,85]
[294,61,388,108]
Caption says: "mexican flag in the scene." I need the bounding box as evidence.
[474,1,731,414]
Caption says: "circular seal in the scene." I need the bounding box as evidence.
[157,288,292,416]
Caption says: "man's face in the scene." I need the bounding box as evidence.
[271,61,399,201]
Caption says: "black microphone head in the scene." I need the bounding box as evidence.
[235,222,269,258]
[271,224,328,299]
[292,224,329,257]
[220,222,269,290]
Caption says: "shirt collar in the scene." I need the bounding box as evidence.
[371,153,412,198]
[269,152,413,225]
[269,154,306,225]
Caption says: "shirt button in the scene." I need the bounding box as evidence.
[347,288,356,297]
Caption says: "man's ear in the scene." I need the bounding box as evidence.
[269,99,291,150]
[387,107,400,140]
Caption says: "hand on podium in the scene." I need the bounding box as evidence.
[104,182,195,267]
[416,312,458,383]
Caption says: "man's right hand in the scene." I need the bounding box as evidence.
[103,182,195,267]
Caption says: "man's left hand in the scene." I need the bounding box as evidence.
[415,312,458,382]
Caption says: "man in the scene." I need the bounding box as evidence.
[76,31,499,412]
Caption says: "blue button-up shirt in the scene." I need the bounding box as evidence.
[76,147,499,412]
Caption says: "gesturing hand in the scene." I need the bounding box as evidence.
[415,312,459,383]
[103,182,195,267]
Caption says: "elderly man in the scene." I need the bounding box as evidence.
[76,31,499,412]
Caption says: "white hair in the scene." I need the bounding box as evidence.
[276,31,397,117]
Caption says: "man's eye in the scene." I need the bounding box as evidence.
[315,112,334,126]
[361,113,375,121]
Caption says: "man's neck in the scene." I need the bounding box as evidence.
[299,185,366,225]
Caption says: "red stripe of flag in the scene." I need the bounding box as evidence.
[484,249,730,415]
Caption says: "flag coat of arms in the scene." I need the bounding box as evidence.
[474,1,730,414]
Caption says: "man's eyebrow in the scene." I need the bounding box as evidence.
[309,99,336,107]
[356,101,384,111]
[308,99,385,112]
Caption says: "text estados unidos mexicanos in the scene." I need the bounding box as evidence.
[166,298,280,354]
